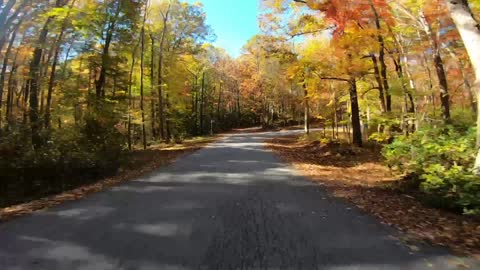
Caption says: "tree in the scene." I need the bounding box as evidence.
[445,0,480,173]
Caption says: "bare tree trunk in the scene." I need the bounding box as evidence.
[446,0,480,173]
[95,2,121,98]
[140,3,147,150]
[0,0,28,51]
[151,99,156,139]
[200,72,205,135]
[434,53,451,120]
[303,78,310,134]
[332,88,337,139]
[217,81,222,122]
[446,46,476,116]
[0,23,19,128]
[6,55,18,124]
[150,34,156,139]
[392,55,415,113]
[28,15,55,148]
[127,43,139,151]
[165,92,171,141]
[45,0,74,129]
[0,0,17,42]
[398,36,418,114]
[419,12,450,121]
[157,4,170,140]
[23,80,29,124]
[350,78,362,147]
[370,55,387,113]
[236,83,241,126]
[192,74,198,134]
[369,0,391,112]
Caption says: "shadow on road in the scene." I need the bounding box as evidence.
[0,131,475,269]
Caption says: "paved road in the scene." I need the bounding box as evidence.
[0,131,478,270]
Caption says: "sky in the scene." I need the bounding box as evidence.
[186,0,261,58]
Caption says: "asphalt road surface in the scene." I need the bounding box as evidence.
[1,131,478,270]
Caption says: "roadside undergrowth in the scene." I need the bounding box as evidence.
[266,133,480,259]
[0,136,218,222]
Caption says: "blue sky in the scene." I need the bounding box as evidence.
[187,0,260,58]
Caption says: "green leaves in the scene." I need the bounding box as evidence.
[383,124,480,214]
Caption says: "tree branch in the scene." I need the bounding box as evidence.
[320,77,350,82]
[289,26,334,38]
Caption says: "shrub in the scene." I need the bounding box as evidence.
[383,124,480,215]
[0,120,126,207]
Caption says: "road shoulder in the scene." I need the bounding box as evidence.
[266,133,480,260]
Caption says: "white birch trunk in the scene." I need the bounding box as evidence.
[446,0,480,174]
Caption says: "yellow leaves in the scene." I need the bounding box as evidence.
[356,80,371,96]
[300,37,331,59]
[286,63,302,80]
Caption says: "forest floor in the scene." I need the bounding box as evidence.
[0,136,219,222]
[266,132,480,259]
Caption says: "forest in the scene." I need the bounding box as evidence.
[1,0,480,216]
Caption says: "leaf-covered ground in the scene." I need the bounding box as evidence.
[266,134,480,259]
[0,136,218,222]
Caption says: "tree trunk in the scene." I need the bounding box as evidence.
[236,83,241,126]
[151,99,156,139]
[157,5,170,140]
[332,88,337,139]
[398,36,418,114]
[434,53,451,120]
[349,78,362,147]
[303,79,310,134]
[192,74,198,134]
[392,55,415,113]
[200,72,205,135]
[150,34,156,139]
[6,55,18,124]
[23,80,29,124]
[95,2,121,98]
[0,0,27,52]
[369,0,391,112]
[140,3,147,150]
[28,15,54,148]
[127,43,139,151]
[370,55,387,113]
[0,0,17,41]
[420,12,450,121]
[165,92,171,142]
[446,0,480,173]
[446,46,476,116]
[217,81,222,122]
[0,23,18,128]
[45,0,74,129]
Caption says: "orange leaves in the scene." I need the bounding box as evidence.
[296,0,395,37]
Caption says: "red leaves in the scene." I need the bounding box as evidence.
[305,0,394,37]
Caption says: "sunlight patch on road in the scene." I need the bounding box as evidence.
[38,206,115,221]
[114,222,192,238]
[19,237,117,270]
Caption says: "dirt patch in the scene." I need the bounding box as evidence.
[266,134,480,259]
[0,136,218,222]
